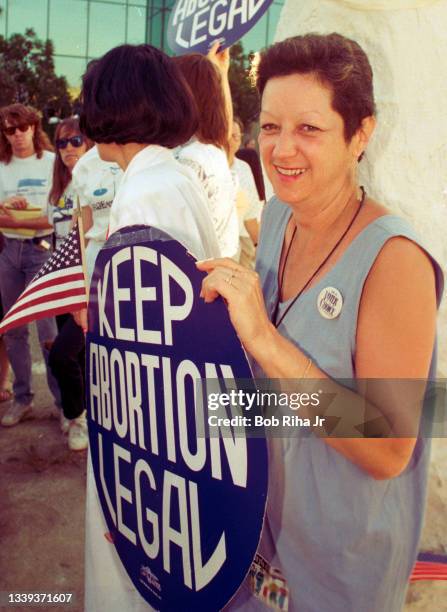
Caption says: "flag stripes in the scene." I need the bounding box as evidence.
[0,225,88,335]
[410,553,447,582]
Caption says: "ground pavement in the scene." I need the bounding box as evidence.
[0,327,445,611]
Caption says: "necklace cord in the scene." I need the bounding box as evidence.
[273,187,366,328]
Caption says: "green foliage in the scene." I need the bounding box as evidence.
[0,28,71,116]
[229,42,260,134]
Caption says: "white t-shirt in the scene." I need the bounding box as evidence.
[0,151,54,239]
[176,139,239,258]
[72,146,123,243]
[109,144,221,261]
[71,146,123,278]
[48,182,77,250]
[231,158,264,238]
[85,144,220,612]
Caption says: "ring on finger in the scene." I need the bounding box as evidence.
[225,270,237,285]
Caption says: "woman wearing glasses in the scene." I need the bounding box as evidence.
[0,104,61,428]
[47,117,93,451]
[49,117,92,250]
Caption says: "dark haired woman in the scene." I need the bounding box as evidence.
[198,34,443,611]
[173,45,239,259]
[80,44,219,260]
[0,103,52,165]
[79,43,219,611]
[48,117,92,249]
[46,117,92,450]
[0,104,61,427]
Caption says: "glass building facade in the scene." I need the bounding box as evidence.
[0,0,284,87]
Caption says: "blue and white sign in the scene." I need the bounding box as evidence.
[168,0,274,56]
[87,226,268,610]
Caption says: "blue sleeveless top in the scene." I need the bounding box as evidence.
[228,197,444,612]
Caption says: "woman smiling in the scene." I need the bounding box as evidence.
[199,34,444,611]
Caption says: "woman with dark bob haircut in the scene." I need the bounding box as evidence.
[79,44,219,260]
[198,34,443,611]
[80,44,220,611]
[80,44,197,149]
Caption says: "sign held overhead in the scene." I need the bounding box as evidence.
[168,0,274,55]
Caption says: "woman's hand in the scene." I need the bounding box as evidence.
[4,196,29,210]
[196,258,274,354]
[0,211,18,228]
[207,41,230,74]
[73,308,88,333]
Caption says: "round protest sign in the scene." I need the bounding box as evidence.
[168,0,274,55]
[86,226,268,610]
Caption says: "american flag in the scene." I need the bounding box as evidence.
[0,224,88,334]
[410,552,447,582]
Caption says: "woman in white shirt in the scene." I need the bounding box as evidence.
[173,50,239,259]
[228,118,264,267]
[80,45,220,262]
[79,43,220,612]
[48,117,92,247]
[47,117,93,450]
[71,145,123,280]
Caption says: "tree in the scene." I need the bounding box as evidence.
[229,42,260,134]
[0,28,71,117]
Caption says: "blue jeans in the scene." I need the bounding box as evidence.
[0,237,61,406]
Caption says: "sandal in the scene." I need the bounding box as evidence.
[0,389,12,403]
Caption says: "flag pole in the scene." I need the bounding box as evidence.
[76,196,90,293]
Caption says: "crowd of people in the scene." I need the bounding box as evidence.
[0,32,443,611]
[0,42,266,452]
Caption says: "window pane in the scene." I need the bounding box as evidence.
[7,0,48,39]
[241,18,267,54]
[126,5,146,44]
[54,55,87,89]
[148,0,175,52]
[147,4,163,50]
[242,2,284,53]
[49,0,88,56]
[267,2,284,44]
[88,1,126,57]
[0,6,6,37]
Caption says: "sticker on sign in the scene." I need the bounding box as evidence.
[168,0,274,55]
